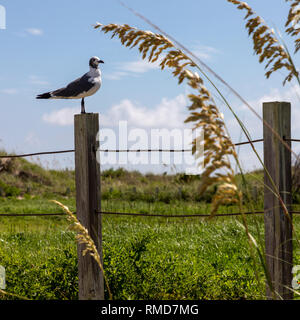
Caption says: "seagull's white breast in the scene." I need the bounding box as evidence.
[83,69,102,98]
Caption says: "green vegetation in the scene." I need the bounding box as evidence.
[0,214,268,300]
[0,151,264,206]
[0,155,299,300]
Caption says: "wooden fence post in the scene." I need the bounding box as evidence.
[263,101,293,299]
[74,113,104,300]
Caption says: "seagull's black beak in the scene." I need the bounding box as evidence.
[99,60,104,64]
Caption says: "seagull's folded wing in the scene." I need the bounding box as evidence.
[52,73,95,98]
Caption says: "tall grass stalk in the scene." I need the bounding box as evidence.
[96,0,300,299]
[115,1,298,238]
[122,0,300,287]
[118,0,297,161]
[95,19,270,294]
[228,0,300,258]
[0,288,30,300]
[95,22,240,217]
[52,200,113,300]
[97,8,285,297]
[115,1,278,292]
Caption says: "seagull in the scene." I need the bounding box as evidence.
[36,56,104,114]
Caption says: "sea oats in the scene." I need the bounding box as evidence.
[95,22,240,214]
[227,0,299,85]
[52,200,112,300]
[285,0,300,52]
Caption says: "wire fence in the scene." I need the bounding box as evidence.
[0,137,299,219]
[0,138,267,159]
[1,210,300,219]
[1,137,298,159]
[0,149,75,159]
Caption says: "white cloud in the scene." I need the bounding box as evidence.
[26,28,43,36]
[224,84,300,171]
[257,85,300,135]
[105,45,218,82]
[191,44,220,61]
[42,107,79,126]
[42,94,189,128]
[104,71,128,81]
[0,88,18,94]
[105,58,160,81]
[102,94,189,128]
[29,75,49,86]
[225,85,300,140]
[25,132,41,146]
[120,59,160,73]
[243,85,300,130]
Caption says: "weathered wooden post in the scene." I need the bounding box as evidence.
[263,101,293,299]
[74,113,104,300]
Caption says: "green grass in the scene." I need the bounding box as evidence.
[1,197,300,300]
[102,215,266,300]
[0,209,267,300]
[0,157,299,300]
[0,152,265,206]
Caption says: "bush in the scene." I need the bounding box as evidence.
[102,168,127,179]
[0,180,20,197]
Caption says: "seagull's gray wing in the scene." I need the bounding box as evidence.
[51,73,94,98]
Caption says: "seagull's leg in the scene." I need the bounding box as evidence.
[81,98,86,114]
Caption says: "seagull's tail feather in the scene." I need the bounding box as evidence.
[36,92,52,99]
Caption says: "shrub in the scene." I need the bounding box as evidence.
[0,180,20,197]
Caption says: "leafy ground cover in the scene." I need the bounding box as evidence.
[0,156,299,299]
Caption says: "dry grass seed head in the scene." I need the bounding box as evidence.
[285,0,300,52]
[51,200,112,299]
[227,0,299,85]
[95,22,240,214]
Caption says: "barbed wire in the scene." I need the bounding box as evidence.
[0,211,260,218]
[98,210,265,218]
[234,139,263,146]
[0,150,74,159]
[1,210,300,218]
[285,138,300,142]
[1,138,299,219]
[0,138,265,159]
[1,138,300,159]
[0,212,67,217]
[100,149,192,153]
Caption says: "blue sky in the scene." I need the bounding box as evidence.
[0,0,299,173]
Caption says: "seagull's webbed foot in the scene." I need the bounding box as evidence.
[81,98,86,114]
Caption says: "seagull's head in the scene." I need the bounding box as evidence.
[89,56,104,69]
